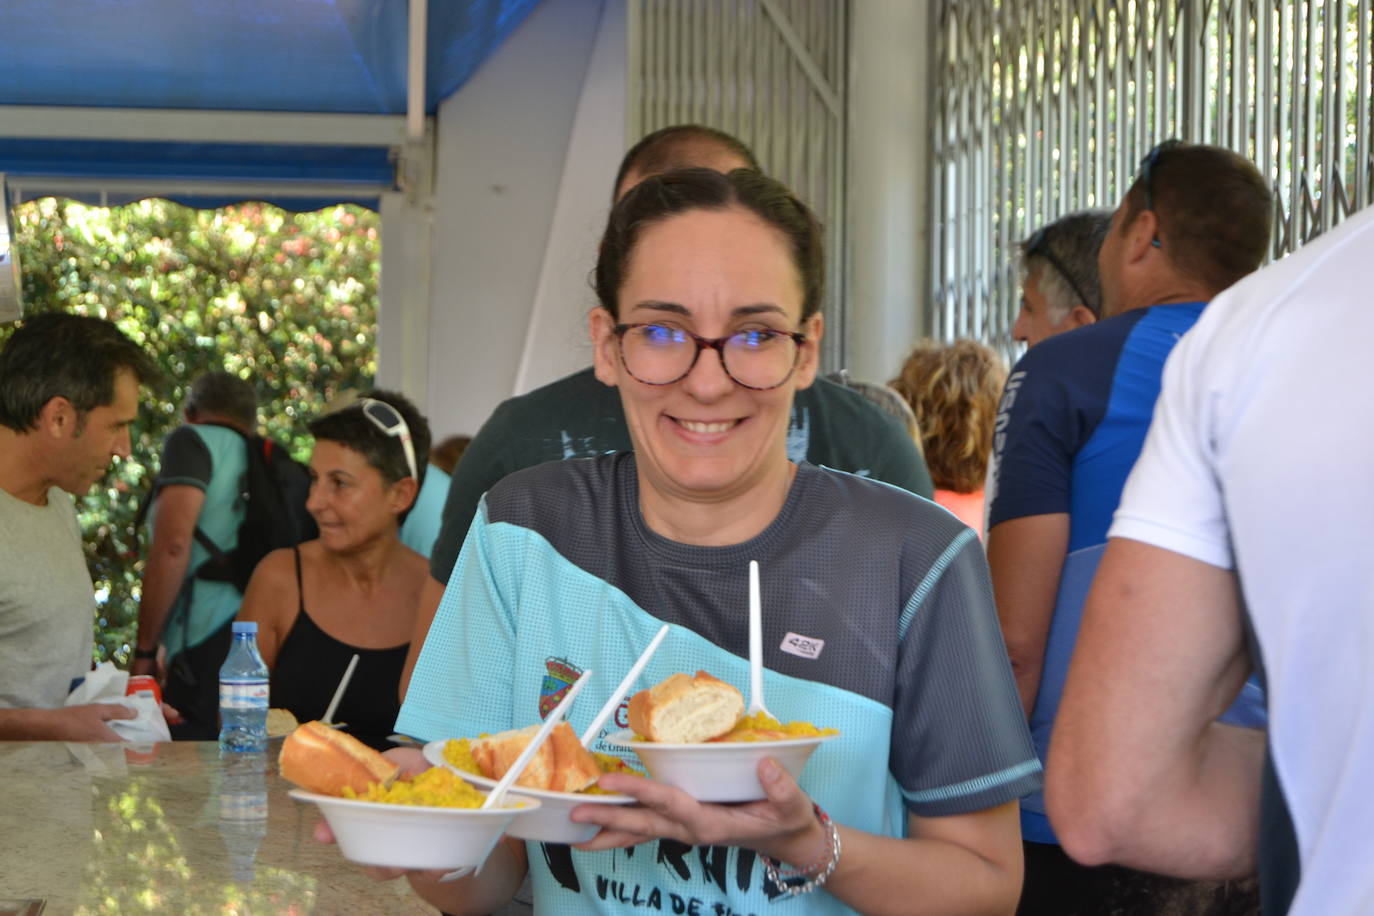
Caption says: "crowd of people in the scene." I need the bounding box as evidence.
[0,122,1368,916]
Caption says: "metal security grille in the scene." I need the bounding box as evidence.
[931,0,1374,351]
[627,0,849,367]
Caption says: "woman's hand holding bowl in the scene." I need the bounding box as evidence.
[568,756,827,868]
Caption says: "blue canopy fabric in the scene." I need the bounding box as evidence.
[0,0,543,208]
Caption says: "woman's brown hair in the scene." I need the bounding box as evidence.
[889,339,1007,493]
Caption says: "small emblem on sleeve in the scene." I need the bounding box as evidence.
[780,632,824,660]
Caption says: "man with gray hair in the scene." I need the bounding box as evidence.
[0,312,159,739]
[132,370,260,739]
[1012,209,1112,347]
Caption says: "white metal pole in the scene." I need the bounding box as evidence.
[847,0,929,381]
[408,0,428,142]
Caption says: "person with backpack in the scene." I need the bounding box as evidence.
[236,391,432,751]
[132,371,314,739]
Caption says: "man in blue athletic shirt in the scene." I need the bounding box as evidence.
[986,141,1272,915]
[1049,203,1374,916]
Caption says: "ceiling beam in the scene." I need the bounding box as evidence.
[5,175,391,203]
[0,106,414,147]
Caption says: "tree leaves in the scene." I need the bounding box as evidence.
[4,198,379,664]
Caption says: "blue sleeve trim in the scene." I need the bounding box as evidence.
[897,527,977,641]
[154,475,208,491]
[901,758,1044,804]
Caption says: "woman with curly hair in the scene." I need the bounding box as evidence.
[890,339,1007,536]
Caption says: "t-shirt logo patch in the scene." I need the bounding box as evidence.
[540,656,583,718]
[780,632,824,660]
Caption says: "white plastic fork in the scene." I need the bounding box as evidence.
[747,560,773,720]
[320,653,358,728]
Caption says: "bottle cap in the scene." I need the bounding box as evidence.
[231,621,258,635]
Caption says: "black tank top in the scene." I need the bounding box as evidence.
[271,547,408,751]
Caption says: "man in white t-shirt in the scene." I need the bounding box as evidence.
[1046,203,1374,915]
[0,312,159,740]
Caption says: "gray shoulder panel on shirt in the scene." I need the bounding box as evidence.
[484,454,973,708]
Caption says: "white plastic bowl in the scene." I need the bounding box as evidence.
[422,740,638,844]
[603,729,837,802]
[289,788,538,870]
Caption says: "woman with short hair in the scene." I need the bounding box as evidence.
[238,391,431,751]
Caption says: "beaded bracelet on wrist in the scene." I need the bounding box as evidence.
[762,803,842,897]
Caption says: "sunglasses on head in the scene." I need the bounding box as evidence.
[357,397,418,482]
[1136,138,1185,248]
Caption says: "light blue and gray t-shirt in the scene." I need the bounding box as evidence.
[401,453,1039,916]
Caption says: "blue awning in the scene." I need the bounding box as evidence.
[0,0,543,208]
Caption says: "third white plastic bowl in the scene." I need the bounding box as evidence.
[602,729,836,803]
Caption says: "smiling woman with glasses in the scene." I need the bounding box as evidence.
[613,323,808,390]
[381,168,1040,916]
[236,389,433,751]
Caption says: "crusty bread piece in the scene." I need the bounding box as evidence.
[278,720,399,796]
[266,707,298,738]
[470,721,601,794]
[627,671,744,743]
[544,720,604,793]
[471,725,553,789]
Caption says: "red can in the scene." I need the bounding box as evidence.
[126,674,162,706]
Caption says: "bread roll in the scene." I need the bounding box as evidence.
[628,671,744,743]
[278,720,399,796]
[470,721,602,793]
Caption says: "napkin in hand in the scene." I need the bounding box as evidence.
[65,661,172,743]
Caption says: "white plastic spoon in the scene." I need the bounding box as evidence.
[440,669,594,882]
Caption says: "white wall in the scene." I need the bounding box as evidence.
[512,1,626,396]
[418,0,624,441]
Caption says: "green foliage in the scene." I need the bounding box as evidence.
[3,198,379,665]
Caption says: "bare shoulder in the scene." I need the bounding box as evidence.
[393,544,431,603]
[240,545,306,623]
[398,543,430,579]
[250,545,304,587]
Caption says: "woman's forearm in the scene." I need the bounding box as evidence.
[821,825,1021,916]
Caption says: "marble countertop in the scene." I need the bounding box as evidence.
[0,740,436,914]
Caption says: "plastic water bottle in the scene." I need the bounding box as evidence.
[219,749,268,882]
[219,621,269,752]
